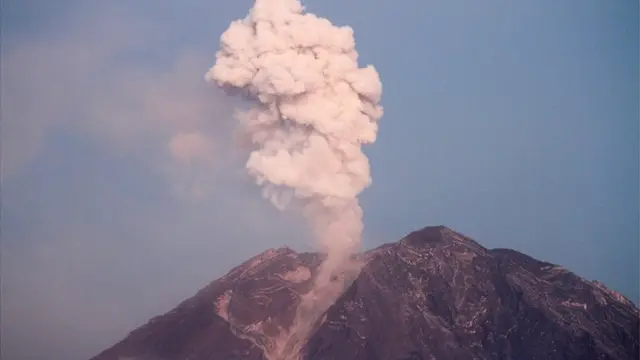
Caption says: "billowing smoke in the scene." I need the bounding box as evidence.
[206,0,382,357]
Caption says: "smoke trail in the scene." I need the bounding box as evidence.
[206,0,382,357]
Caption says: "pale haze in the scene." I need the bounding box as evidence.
[1,1,638,360]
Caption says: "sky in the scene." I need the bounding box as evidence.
[1,1,638,359]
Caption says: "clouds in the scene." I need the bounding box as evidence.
[1,1,230,200]
[169,132,215,164]
[166,131,217,200]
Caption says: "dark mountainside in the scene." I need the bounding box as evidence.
[91,226,639,360]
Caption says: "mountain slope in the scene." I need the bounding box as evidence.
[91,226,639,360]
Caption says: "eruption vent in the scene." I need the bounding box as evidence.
[206,0,382,358]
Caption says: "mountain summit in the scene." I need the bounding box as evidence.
[91,226,639,360]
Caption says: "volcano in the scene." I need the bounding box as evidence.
[90,226,639,360]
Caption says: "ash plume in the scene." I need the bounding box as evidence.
[205,0,383,357]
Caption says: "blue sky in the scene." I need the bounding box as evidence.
[2,1,638,359]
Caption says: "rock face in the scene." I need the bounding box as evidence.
[90,226,639,360]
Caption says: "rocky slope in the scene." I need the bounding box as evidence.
[90,226,639,360]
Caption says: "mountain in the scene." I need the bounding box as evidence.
[90,226,639,360]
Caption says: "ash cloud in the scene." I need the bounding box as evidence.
[206,0,382,280]
[206,1,383,358]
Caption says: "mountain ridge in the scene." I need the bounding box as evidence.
[91,225,639,360]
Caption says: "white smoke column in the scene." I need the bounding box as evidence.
[205,0,382,356]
